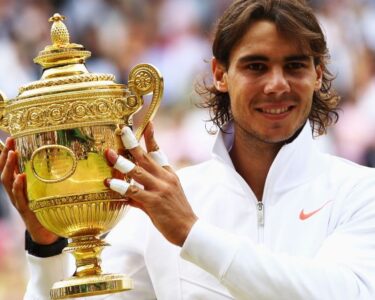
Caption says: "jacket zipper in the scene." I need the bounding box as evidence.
[257,201,265,243]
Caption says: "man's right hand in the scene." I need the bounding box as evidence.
[0,137,58,245]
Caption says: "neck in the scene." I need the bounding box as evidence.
[229,125,283,201]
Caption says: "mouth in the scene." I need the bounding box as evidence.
[255,105,296,120]
[257,106,293,114]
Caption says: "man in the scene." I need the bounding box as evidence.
[1,0,375,299]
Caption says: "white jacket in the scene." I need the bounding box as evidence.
[25,123,375,299]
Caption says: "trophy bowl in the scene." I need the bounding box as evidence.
[0,14,163,299]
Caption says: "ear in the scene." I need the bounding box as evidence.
[211,57,228,93]
[314,64,323,91]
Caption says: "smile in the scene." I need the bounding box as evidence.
[260,107,289,114]
[257,106,294,115]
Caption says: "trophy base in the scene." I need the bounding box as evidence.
[50,273,133,299]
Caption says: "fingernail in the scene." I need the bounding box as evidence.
[108,178,130,195]
[5,137,13,149]
[105,149,118,166]
[121,127,138,149]
[104,178,111,187]
[114,156,135,174]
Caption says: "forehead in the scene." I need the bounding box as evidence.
[230,20,308,63]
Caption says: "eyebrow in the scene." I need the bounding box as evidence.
[237,54,311,64]
[285,55,311,62]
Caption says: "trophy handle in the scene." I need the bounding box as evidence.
[0,90,9,151]
[128,64,164,141]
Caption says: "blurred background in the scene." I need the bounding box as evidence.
[0,0,375,298]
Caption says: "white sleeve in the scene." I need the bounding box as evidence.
[180,188,375,299]
[24,253,73,300]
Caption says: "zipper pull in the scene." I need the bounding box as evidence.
[257,202,264,226]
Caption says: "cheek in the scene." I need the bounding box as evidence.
[293,79,316,102]
[298,74,318,92]
[229,88,251,117]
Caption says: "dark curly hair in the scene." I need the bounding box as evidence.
[198,0,340,136]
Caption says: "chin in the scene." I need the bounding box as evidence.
[261,124,304,144]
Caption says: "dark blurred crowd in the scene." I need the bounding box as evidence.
[0,0,375,298]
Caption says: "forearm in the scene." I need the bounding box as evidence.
[181,220,372,300]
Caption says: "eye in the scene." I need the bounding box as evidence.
[247,63,267,72]
[286,62,307,70]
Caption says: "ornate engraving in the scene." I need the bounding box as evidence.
[29,191,124,211]
[126,95,138,108]
[64,236,108,254]
[134,70,152,93]
[6,94,141,137]
[19,74,115,94]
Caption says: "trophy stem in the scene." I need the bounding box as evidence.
[66,235,106,277]
[50,235,133,299]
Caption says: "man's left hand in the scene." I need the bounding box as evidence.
[104,123,198,247]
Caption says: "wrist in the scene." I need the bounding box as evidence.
[177,216,198,247]
[25,231,67,258]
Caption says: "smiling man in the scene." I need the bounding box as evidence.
[1,0,375,299]
[211,18,325,200]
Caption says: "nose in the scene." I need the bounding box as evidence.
[264,68,291,95]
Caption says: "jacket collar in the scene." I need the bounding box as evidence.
[211,121,325,194]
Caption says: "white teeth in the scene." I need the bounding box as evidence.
[261,107,289,114]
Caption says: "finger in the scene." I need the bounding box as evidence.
[120,126,148,163]
[144,123,172,171]
[125,199,144,210]
[14,150,20,174]
[1,150,18,199]
[120,127,162,174]
[111,167,125,180]
[114,152,136,174]
[106,178,131,196]
[105,148,126,179]
[106,149,136,176]
[144,122,159,152]
[0,137,15,172]
[104,179,148,212]
[106,149,159,189]
[148,149,171,168]
[12,173,29,213]
[105,148,132,170]
[105,178,155,203]
[120,126,139,150]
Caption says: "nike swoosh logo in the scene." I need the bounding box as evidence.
[299,200,332,221]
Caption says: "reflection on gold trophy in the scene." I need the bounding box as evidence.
[0,14,163,299]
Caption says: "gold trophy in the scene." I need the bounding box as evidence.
[0,14,163,299]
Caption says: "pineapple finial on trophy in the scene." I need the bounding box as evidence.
[48,13,69,46]
[33,13,91,71]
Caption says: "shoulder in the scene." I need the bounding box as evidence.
[324,153,375,185]
[323,154,375,214]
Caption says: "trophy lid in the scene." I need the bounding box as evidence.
[16,13,121,99]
